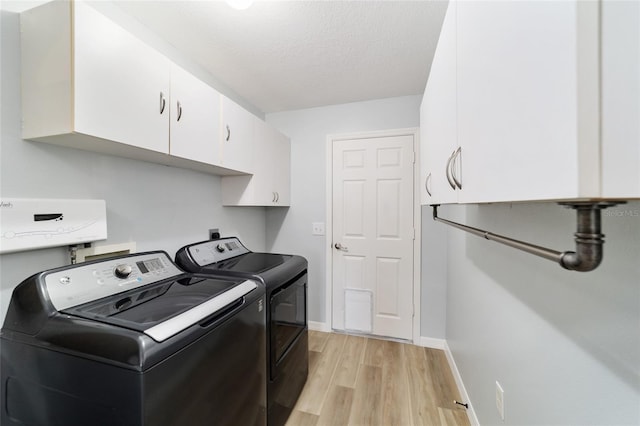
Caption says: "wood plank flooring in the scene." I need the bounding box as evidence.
[285,331,470,426]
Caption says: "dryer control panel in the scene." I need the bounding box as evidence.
[187,237,250,266]
[44,251,183,311]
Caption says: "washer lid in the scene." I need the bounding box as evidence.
[63,277,257,342]
[211,252,290,274]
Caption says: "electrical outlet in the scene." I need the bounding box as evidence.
[311,222,325,236]
[496,381,505,421]
[209,228,220,240]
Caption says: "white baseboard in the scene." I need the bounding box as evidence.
[443,341,480,426]
[416,336,447,350]
[308,321,332,332]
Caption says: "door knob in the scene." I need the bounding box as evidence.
[334,243,348,252]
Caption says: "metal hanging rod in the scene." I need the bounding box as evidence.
[432,201,624,272]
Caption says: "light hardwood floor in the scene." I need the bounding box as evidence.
[285,331,470,426]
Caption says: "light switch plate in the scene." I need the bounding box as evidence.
[312,222,325,236]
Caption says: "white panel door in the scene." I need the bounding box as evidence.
[169,64,221,165]
[332,135,414,340]
[73,1,170,154]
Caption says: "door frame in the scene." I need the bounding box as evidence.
[325,127,421,343]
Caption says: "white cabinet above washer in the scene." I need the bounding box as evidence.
[219,96,254,174]
[21,0,172,158]
[20,1,247,176]
[19,0,295,198]
[221,118,291,207]
[169,64,221,167]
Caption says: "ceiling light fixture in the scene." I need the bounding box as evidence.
[225,0,254,10]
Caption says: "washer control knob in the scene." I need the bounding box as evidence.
[216,244,226,253]
[114,264,133,279]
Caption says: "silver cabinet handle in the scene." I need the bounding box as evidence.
[176,101,182,121]
[160,92,166,114]
[445,149,456,190]
[334,243,348,252]
[451,147,462,189]
[275,192,279,203]
[226,125,231,141]
[425,172,432,197]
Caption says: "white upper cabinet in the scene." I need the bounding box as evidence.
[22,1,171,156]
[456,0,591,203]
[74,2,172,154]
[20,1,295,197]
[271,130,291,206]
[222,118,291,207]
[220,96,254,174]
[600,0,640,198]
[169,64,221,166]
[421,0,639,204]
[420,0,458,205]
[20,1,255,177]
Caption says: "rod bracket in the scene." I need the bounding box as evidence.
[557,201,622,271]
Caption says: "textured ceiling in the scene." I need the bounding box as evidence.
[113,0,448,114]
[3,0,448,114]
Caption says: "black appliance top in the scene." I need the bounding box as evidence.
[63,275,256,341]
[208,252,289,274]
[1,251,262,370]
[175,237,308,288]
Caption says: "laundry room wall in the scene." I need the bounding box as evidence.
[441,202,640,425]
[0,9,266,325]
[264,95,447,340]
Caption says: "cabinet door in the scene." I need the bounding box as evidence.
[601,0,640,198]
[419,97,430,205]
[221,119,291,206]
[253,118,291,206]
[456,1,583,203]
[73,2,170,154]
[271,128,291,206]
[249,118,273,205]
[221,118,269,206]
[421,0,458,205]
[169,64,221,165]
[220,97,254,173]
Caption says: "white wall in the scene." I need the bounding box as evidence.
[264,96,447,339]
[420,205,448,339]
[0,10,266,325]
[442,202,640,425]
